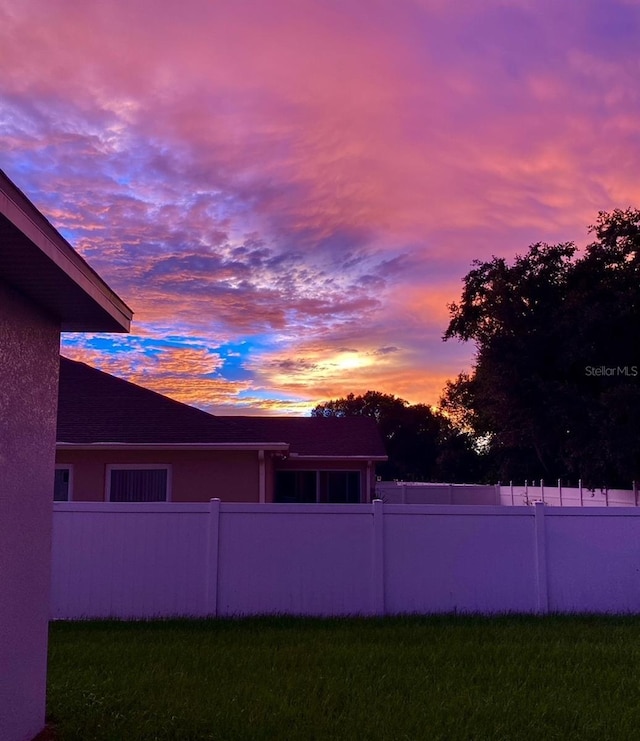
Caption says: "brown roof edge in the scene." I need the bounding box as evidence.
[287,454,388,460]
[56,442,290,451]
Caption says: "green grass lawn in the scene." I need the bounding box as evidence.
[47,615,640,740]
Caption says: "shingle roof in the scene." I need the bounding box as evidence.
[225,416,388,458]
[57,358,387,459]
[57,357,256,445]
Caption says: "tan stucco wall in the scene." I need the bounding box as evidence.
[0,280,60,741]
[56,449,261,502]
[55,449,377,504]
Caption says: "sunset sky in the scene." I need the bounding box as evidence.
[2,0,640,414]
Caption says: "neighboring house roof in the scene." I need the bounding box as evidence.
[226,416,388,459]
[57,357,281,448]
[57,357,388,460]
[0,169,132,332]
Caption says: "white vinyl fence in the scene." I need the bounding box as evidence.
[499,481,639,507]
[376,482,500,505]
[52,500,640,619]
[376,481,639,507]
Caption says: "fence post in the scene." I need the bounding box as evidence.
[540,479,545,504]
[579,479,583,507]
[634,481,638,507]
[206,498,221,617]
[510,480,514,506]
[558,478,562,508]
[372,499,385,616]
[534,502,549,614]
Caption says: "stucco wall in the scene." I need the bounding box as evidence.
[54,451,376,504]
[56,449,261,502]
[0,280,60,741]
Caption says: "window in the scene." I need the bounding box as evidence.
[319,471,361,503]
[275,471,361,503]
[54,466,72,501]
[106,465,171,502]
[274,471,317,503]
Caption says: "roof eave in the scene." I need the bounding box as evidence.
[287,454,388,461]
[57,442,290,451]
[0,170,132,332]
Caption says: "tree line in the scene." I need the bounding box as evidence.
[312,209,640,488]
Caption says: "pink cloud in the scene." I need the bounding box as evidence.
[4,0,640,410]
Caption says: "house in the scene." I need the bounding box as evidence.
[229,416,387,503]
[56,357,387,504]
[0,170,132,741]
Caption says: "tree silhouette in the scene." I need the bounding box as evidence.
[312,391,481,482]
[442,209,640,487]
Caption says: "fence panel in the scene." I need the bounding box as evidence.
[51,503,210,619]
[545,510,640,612]
[216,505,373,616]
[383,506,536,614]
[376,483,498,505]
